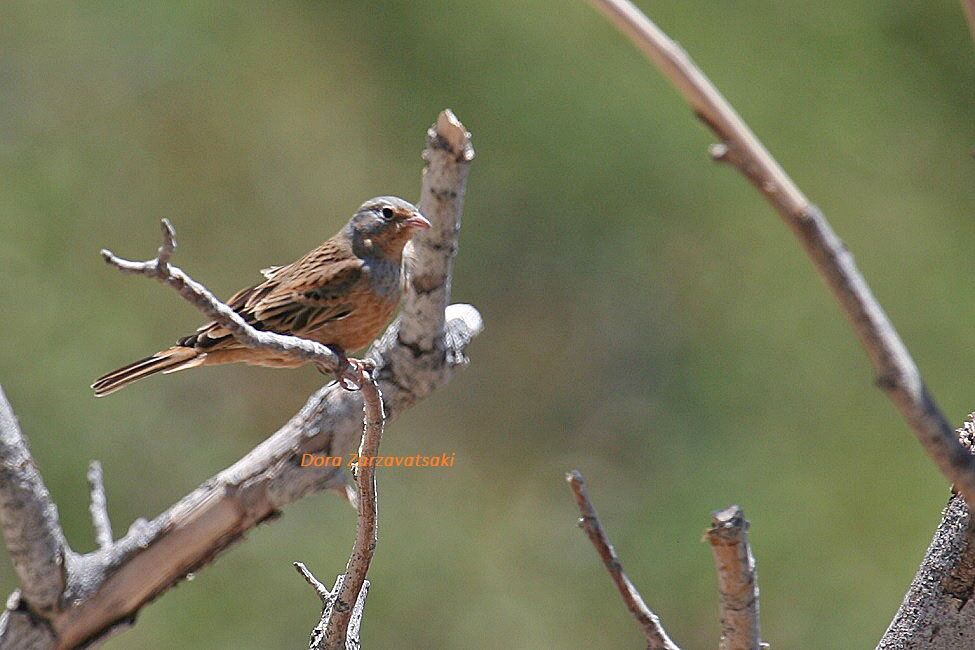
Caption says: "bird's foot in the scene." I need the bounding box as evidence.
[329,349,374,391]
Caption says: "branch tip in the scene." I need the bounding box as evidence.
[87,460,114,550]
[566,470,680,650]
[157,218,176,263]
[434,109,475,161]
[706,505,763,650]
[294,562,331,603]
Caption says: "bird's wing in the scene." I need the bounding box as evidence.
[244,256,365,336]
[181,243,365,349]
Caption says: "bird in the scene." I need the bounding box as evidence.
[92,196,430,396]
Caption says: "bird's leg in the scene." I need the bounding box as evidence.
[319,346,372,391]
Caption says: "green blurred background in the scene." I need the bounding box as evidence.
[1,1,973,647]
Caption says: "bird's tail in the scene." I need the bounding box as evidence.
[91,346,206,397]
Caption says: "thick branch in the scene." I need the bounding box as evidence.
[706,506,765,650]
[585,0,975,514]
[0,110,479,649]
[566,471,680,650]
[878,492,975,649]
[0,387,68,616]
[877,416,975,648]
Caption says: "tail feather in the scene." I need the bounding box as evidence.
[92,347,205,397]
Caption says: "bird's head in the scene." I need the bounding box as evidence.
[346,196,430,259]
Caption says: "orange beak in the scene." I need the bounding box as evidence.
[403,213,431,230]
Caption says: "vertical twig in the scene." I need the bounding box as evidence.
[87,461,114,550]
[566,471,681,650]
[297,369,384,650]
[321,371,383,648]
[706,506,765,650]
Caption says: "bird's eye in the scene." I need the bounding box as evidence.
[381,207,395,220]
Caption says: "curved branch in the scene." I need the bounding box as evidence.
[585,1,975,644]
[585,0,975,517]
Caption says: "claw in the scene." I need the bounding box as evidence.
[319,347,373,391]
[336,358,367,391]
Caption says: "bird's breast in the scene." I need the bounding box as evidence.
[308,257,402,352]
[365,257,402,299]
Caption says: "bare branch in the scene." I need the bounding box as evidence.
[585,0,975,509]
[706,506,765,650]
[87,461,113,550]
[0,387,68,615]
[0,110,480,649]
[566,471,680,650]
[318,370,384,649]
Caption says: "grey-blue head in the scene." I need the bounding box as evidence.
[345,196,430,258]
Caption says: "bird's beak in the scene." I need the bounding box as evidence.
[403,213,431,230]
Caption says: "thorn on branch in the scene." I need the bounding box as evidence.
[295,568,370,650]
[329,481,360,512]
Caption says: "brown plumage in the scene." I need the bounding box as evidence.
[92,196,430,396]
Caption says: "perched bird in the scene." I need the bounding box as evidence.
[92,196,430,396]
